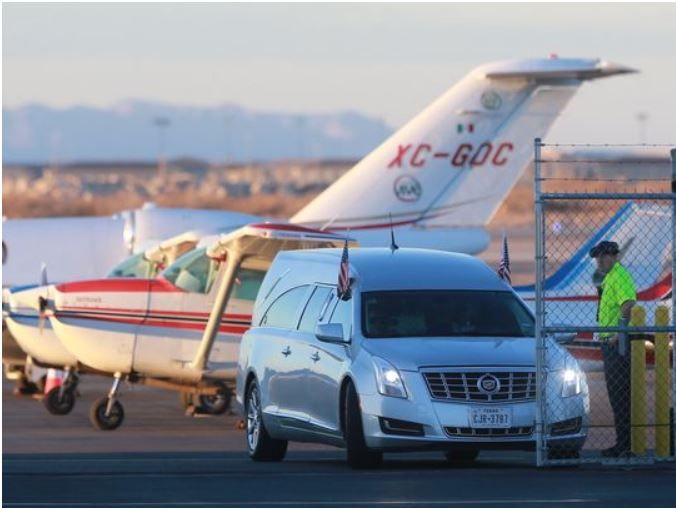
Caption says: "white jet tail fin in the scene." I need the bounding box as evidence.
[291,58,634,230]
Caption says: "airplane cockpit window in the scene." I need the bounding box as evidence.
[160,247,219,294]
[107,252,154,278]
[231,268,266,302]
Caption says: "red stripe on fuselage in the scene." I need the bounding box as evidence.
[523,274,672,303]
[56,312,250,334]
[567,344,669,366]
[59,304,251,321]
[56,278,181,294]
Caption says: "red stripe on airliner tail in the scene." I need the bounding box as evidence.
[56,278,182,294]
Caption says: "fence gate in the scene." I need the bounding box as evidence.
[534,140,676,466]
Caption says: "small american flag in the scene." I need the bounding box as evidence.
[337,240,351,299]
[497,232,511,285]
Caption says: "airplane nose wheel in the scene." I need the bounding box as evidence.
[89,373,125,431]
[43,369,78,415]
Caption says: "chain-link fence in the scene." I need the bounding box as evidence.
[534,140,676,466]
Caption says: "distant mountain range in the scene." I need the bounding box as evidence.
[2,101,393,164]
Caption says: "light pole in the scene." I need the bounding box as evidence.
[154,117,170,178]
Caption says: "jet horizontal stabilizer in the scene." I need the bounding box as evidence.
[480,58,637,81]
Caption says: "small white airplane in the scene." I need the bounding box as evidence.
[2,56,635,288]
[15,56,636,430]
[48,223,354,429]
[2,229,218,412]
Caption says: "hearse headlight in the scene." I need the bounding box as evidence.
[561,368,581,397]
[373,357,407,399]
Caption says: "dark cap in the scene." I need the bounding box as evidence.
[589,240,620,258]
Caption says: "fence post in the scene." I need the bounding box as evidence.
[630,305,647,455]
[670,148,676,458]
[534,137,546,466]
[655,306,671,457]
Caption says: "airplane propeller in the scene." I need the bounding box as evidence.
[37,296,48,334]
[38,263,49,334]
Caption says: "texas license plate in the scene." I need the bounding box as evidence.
[470,407,512,428]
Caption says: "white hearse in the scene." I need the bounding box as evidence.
[236,248,589,467]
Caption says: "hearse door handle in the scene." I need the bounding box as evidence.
[281,346,291,357]
[311,352,320,363]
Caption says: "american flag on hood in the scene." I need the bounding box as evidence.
[497,232,511,285]
[337,240,351,300]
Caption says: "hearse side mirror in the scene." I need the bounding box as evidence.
[315,323,348,344]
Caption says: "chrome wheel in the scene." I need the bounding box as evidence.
[246,386,261,452]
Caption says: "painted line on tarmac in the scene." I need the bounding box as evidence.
[6,499,599,507]
[5,469,485,478]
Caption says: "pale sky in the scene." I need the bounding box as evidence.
[3,2,676,143]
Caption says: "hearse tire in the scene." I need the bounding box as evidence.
[344,380,383,469]
[245,381,287,461]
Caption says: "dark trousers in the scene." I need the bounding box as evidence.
[602,341,631,449]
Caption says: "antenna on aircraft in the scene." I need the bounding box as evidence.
[389,213,399,252]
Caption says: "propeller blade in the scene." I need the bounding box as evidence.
[38,296,48,334]
[40,263,48,286]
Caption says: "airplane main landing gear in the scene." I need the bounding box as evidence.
[180,382,232,416]
[90,372,125,430]
[43,368,79,415]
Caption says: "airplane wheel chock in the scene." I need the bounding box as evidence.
[89,397,125,431]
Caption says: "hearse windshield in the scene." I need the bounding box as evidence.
[362,290,534,338]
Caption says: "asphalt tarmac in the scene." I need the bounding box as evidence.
[3,376,676,507]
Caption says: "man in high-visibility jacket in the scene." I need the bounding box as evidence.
[590,240,636,457]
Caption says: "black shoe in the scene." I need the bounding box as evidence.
[601,444,632,457]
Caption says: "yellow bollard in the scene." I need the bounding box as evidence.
[630,306,647,455]
[654,306,671,458]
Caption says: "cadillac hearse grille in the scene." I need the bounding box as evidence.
[423,371,535,403]
[445,426,534,438]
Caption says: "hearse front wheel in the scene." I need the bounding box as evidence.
[344,380,382,469]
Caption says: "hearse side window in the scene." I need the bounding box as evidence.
[231,268,266,302]
[329,293,353,341]
[107,252,154,278]
[362,290,535,339]
[160,248,219,294]
[298,286,332,333]
[261,285,309,329]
